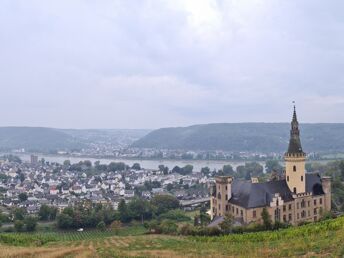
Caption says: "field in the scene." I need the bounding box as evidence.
[1,217,344,258]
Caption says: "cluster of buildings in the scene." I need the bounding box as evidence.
[0,158,210,215]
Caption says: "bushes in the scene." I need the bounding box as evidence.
[158,210,191,222]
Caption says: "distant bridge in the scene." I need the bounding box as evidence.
[180,197,210,207]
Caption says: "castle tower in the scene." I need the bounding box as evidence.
[285,105,306,194]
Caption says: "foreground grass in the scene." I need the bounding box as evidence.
[1,216,344,257]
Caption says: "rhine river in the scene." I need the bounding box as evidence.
[17,154,265,172]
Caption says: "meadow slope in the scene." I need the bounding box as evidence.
[0,216,344,258]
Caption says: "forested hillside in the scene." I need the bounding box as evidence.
[132,123,344,153]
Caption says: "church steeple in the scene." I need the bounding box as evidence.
[287,105,304,155]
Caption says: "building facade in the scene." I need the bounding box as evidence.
[210,107,331,225]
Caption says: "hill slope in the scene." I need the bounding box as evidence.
[0,127,84,152]
[132,123,344,153]
[1,216,344,257]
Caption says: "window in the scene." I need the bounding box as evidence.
[301,176,303,182]
[253,210,256,218]
[320,198,322,205]
[301,199,305,208]
[289,204,292,210]
[297,203,299,209]
[297,213,299,219]
[225,194,228,200]
[314,199,317,205]
[217,193,221,199]
[287,176,289,182]
[236,208,238,215]
[293,165,297,172]
[308,201,310,207]
[225,186,227,190]
[232,206,234,212]
[314,208,317,215]
[301,210,306,218]
[226,205,229,211]
[308,210,310,216]
[219,204,221,210]
[283,205,286,212]
[240,210,243,217]
[293,187,297,194]
[288,213,292,221]
[283,215,286,222]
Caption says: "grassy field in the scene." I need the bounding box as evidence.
[1,216,344,257]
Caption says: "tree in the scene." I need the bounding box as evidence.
[57,213,73,229]
[63,160,71,166]
[201,167,210,176]
[339,160,344,181]
[128,198,153,223]
[24,216,37,231]
[18,193,28,202]
[223,164,234,176]
[219,214,233,234]
[150,195,179,215]
[118,199,130,223]
[261,208,272,230]
[14,220,24,232]
[172,166,181,174]
[13,208,26,220]
[181,165,193,175]
[97,221,106,231]
[38,205,57,221]
[163,166,169,175]
[265,160,283,174]
[131,163,141,170]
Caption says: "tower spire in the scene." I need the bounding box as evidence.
[287,104,304,154]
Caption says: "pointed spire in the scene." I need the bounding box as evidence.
[287,104,304,154]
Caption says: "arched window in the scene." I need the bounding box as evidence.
[293,165,297,172]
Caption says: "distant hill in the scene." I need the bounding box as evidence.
[0,127,150,152]
[132,123,344,153]
[0,127,84,152]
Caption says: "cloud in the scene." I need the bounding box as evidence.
[0,0,344,128]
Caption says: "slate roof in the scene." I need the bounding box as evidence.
[229,173,325,209]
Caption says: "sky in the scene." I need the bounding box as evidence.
[1,0,344,129]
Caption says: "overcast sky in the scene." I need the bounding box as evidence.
[1,0,344,129]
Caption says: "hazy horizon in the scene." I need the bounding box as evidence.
[1,1,344,129]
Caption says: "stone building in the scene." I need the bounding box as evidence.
[210,106,331,225]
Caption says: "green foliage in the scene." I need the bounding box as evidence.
[131,163,141,170]
[261,208,272,230]
[265,160,283,173]
[18,193,28,202]
[97,221,106,231]
[14,220,24,232]
[24,216,37,232]
[150,195,180,215]
[219,214,233,234]
[158,209,191,222]
[12,208,26,221]
[38,205,57,221]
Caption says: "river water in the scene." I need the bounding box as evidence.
[17,154,265,172]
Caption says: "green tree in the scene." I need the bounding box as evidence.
[265,160,283,174]
[18,192,28,202]
[13,208,26,220]
[14,220,24,232]
[63,160,71,166]
[219,214,233,234]
[223,164,234,176]
[24,216,37,231]
[181,165,193,175]
[131,163,141,170]
[201,167,210,175]
[261,207,272,230]
[118,199,130,223]
[97,221,106,231]
[57,213,73,229]
[128,198,153,223]
[150,195,179,215]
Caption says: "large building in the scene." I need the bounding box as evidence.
[210,107,331,225]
